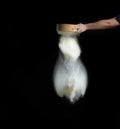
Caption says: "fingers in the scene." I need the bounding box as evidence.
[72,23,85,34]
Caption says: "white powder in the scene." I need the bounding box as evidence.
[53,31,88,103]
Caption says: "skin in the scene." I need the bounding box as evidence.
[73,17,120,34]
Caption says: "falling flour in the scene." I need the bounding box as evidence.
[53,31,88,103]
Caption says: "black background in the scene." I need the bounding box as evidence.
[7,1,119,129]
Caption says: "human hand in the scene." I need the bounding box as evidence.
[72,23,87,34]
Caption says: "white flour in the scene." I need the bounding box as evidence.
[53,31,88,103]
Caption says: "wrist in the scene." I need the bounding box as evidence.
[84,24,88,31]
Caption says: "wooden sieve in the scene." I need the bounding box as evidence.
[56,24,76,32]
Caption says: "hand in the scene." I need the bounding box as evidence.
[73,23,87,34]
